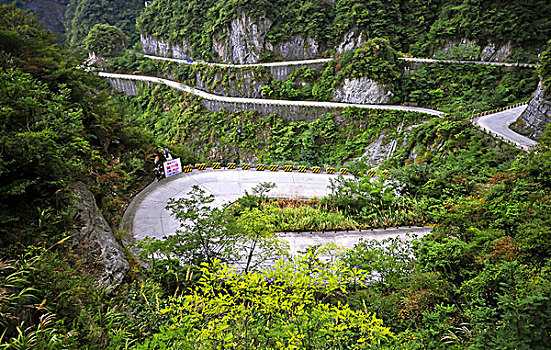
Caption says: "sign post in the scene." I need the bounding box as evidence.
[163,158,182,178]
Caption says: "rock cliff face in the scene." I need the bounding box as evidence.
[141,34,193,59]
[479,41,513,62]
[331,77,394,104]
[336,29,367,54]
[213,12,272,64]
[266,35,322,61]
[434,38,513,62]
[71,182,129,293]
[513,81,551,139]
[141,12,327,63]
[106,77,151,95]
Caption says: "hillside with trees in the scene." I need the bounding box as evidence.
[1,2,551,349]
[137,0,551,61]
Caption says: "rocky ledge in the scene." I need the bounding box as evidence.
[513,81,551,139]
[71,182,129,294]
[331,76,394,104]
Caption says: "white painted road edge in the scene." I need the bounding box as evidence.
[399,57,537,68]
[143,53,537,69]
[143,54,333,68]
[98,72,444,117]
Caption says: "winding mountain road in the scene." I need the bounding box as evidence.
[143,53,537,69]
[474,105,539,150]
[122,169,429,255]
[114,56,538,253]
[99,72,444,116]
[100,71,537,150]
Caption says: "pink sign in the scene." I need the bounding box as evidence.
[163,158,182,178]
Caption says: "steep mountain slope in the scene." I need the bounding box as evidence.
[0,0,68,38]
[137,0,551,63]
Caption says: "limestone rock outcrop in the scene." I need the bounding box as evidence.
[513,82,551,139]
[213,12,272,64]
[266,35,322,61]
[479,41,513,62]
[331,77,394,104]
[141,34,193,59]
[336,29,367,54]
[142,12,327,63]
[434,38,513,62]
[71,182,129,294]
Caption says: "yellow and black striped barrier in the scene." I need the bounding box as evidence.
[195,163,206,170]
[312,166,321,173]
[340,168,348,175]
[298,166,307,173]
[326,167,335,174]
[269,165,278,172]
[256,164,265,171]
[183,164,193,173]
[213,162,221,169]
[381,170,390,176]
[227,163,236,169]
[368,169,377,177]
[241,164,250,170]
[284,165,293,172]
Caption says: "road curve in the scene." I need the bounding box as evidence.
[122,169,429,254]
[474,105,538,150]
[99,72,444,117]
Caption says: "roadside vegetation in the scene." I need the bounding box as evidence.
[1,3,551,349]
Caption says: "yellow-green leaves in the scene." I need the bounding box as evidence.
[146,256,393,349]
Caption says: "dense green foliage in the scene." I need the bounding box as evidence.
[137,0,551,61]
[5,0,69,37]
[0,5,160,347]
[540,42,551,89]
[263,50,538,112]
[429,1,551,52]
[3,2,551,349]
[84,23,126,57]
[122,84,426,166]
[65,0,143,49]
[139,258,393,349]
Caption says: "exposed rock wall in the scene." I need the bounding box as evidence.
[331,77,394,104]
[213,12,272,64]
[71,182,129,293]
[141,13,326,63]
[513,81,551,139]
[268,63,327,81]
[141,34,193,59]
[434,38,513,62]
[266,35,323,61]
[336,29,367,54]
[105,77,152,95]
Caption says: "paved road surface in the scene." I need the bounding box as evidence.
[143,53,536,69]
[144,54,333,68]
[399,57,537,68]
[474,105,538,150]
[99,72,444,117]
[122,169,429,254]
